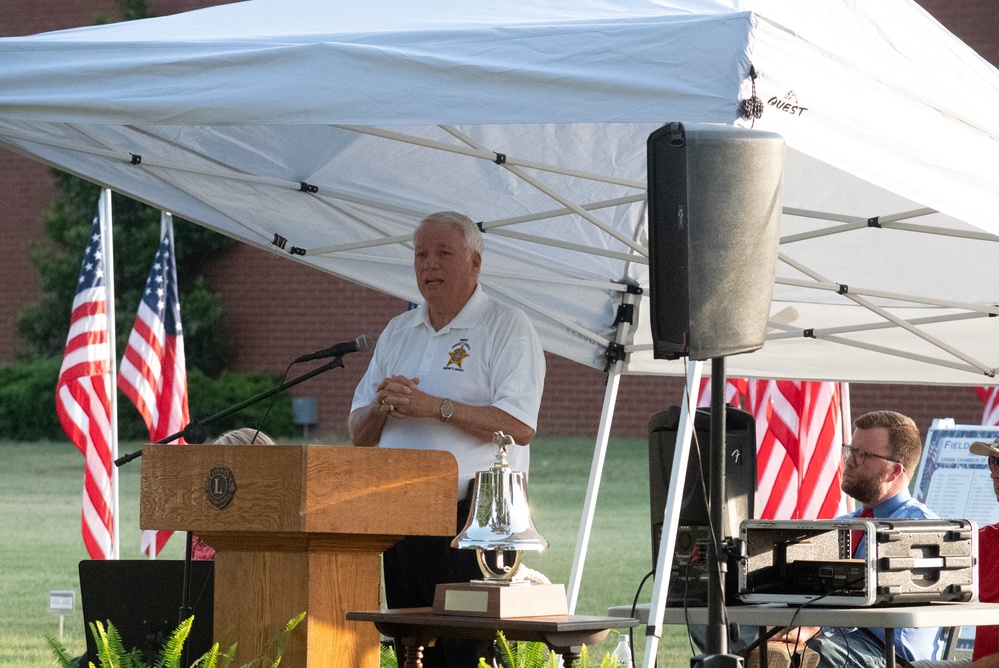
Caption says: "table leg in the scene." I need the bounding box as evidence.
[401,639,424,668]
[884,628,895,668]
[560,648,581,668]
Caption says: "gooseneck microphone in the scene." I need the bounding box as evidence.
[293,334,375,364]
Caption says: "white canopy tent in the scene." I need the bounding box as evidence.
[1,0,997,385]
[2,0,998,662]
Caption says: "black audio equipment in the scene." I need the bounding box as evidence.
[80,559,215,662]
[739,519,978,606]
[647,122,785,361]
[649,405,756,605]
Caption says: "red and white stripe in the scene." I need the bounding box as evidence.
[751,380,846,520]
[56,217,115,559]
[695,377,846,520]
[977,387,999,426]
[118,213,189,557]
[696,377,749,409]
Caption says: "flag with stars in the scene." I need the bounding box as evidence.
[56,211,115,560]
[118,212,190,557]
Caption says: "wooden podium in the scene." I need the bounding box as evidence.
[140,444,458,668]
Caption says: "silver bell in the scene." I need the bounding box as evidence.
[452,432,548,580]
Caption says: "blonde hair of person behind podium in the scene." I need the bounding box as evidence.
[213,427,274,445]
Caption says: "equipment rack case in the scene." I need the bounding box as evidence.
[738,519,978,606]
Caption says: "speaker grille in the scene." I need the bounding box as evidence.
[648,122,785,360]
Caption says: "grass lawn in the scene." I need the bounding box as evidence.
[0,437,693,667]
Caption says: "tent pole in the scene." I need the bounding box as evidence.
[565,365,621,614]
[565,286,640,613]
[642,359,703,668]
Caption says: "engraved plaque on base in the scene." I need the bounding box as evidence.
[433,581,568,618]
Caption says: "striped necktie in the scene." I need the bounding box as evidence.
[851,507,875,557]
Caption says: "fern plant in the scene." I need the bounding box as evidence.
[473,631,619,668]
[46,612,303,668]
[380,643,398,668]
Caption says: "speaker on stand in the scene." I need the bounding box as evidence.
[648,404,756,605]
[646,122,785,661]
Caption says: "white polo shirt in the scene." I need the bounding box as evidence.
[351,286,546,497]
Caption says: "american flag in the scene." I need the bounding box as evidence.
[698,378,847,520]
[977,387,999,426]
[56,211,115,560]
[118,212,189,557]
[752,380,846,519]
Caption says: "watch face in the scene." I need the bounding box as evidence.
[442,398,454,420]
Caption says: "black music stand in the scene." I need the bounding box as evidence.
[79,560,215,662]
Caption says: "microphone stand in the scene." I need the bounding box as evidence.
[113,354,348,661]
[115,355,345,464]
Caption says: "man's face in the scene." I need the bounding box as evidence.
[841,426,898,505]
[989,454,999,502]
[413,221,481,312]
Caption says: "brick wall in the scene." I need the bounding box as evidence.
[201,241,989,440]
[0,0,994,442]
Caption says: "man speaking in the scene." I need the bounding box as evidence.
[349,210,546,667]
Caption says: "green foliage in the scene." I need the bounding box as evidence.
[473,631,619,668]
[46,613,303,668]
[18,174,236,367]
[265,611,305,667]
[380,643,397,668]
[184,368,296,440]
[44,635,78,668]
[0,356,63,440]
[494,631,558,668]
[0,358,296,441]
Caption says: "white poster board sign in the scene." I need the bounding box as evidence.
[912,422,999,526]
[911,421,998,652]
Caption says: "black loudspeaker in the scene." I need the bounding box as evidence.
[647,122,785,361]
[80,560,214,663]
[649,405,756,604]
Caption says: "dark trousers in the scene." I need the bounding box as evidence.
[383,489,493,667]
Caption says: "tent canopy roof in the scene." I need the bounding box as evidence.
[1,0,998,385]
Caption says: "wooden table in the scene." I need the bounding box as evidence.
[347,607,638,668]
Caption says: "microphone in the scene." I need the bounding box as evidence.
[294,334,375,364]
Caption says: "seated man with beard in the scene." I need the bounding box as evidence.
[775,411,944,668]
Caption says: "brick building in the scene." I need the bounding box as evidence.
[1,1,995,440]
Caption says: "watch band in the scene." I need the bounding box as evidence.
[440,397,454,423]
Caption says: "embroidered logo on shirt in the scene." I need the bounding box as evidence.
[445,339,471,371]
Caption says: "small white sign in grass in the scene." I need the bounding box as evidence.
[48,590,75,641]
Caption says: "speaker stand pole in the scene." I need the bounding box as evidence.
[688,357,742,668]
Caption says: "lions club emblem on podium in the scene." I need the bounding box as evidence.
[205,466,237,509]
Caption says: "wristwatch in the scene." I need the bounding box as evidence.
[440,398,454,423]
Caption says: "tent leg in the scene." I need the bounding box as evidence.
[565,286,641,614]
[565,365,622,613]
[642,360,703,668]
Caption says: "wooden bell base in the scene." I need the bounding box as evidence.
[433,581,568,618]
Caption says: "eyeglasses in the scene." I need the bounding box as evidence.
[988,455,999,471]
[842,444,902,467]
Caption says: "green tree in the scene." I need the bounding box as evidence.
[16,172,235,374]
[6,0,295,441]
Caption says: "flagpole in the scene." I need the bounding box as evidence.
[839,381,854,514]
[149,210,174,562]
[100,188,121,560]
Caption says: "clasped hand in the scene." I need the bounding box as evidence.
[377,375,433,419]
